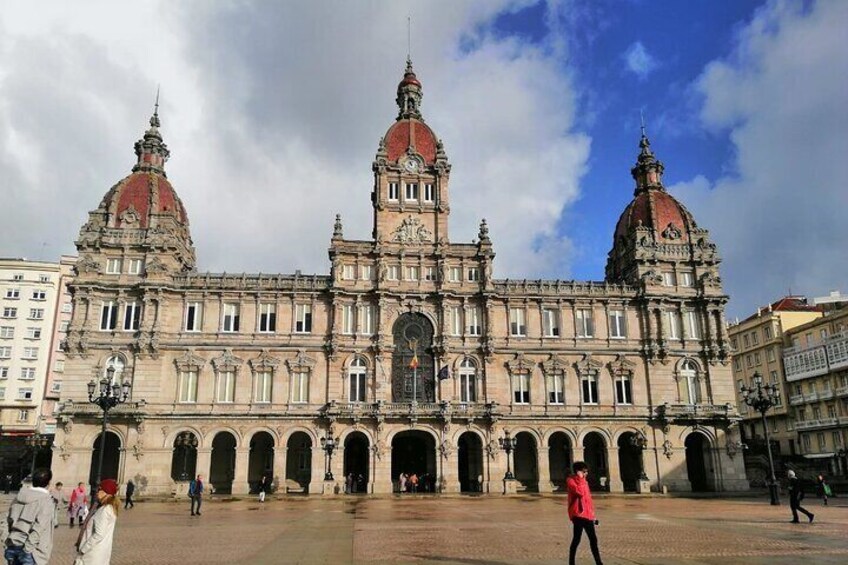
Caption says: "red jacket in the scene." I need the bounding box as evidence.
[566,475,595,521]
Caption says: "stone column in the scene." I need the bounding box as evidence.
[272,445,286,495]
[232,447,250,495]
[440,446,461,493]
[312,445,329,494]
[537,444,552,493]
[606,445,624,493]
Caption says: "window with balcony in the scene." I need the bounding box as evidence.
[348,357,367,402]
[459,359,477,403]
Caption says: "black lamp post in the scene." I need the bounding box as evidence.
[176,432,198,481]
[629,433,649,480]
[740,372,780,505]
[87,366,131,489]
[25,433,51,480]
[499,429,518,480]
[320,432,339,481]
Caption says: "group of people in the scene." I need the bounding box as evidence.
[344,473,366,494]
[397,472,437,493]
[2,468,122,565]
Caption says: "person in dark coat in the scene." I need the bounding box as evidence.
[815,474,829,506]
[787,470,814,523]
[124,480,135,509]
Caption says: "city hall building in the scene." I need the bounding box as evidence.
[52,61,748,496]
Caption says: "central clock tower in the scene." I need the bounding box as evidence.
[371,59,451,246]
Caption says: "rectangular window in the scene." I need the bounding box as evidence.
[802,434,811,451]
[833,431,843,448]
[685,311,701,339]
[467,267,479,282]
[0,388,4,400]
[359,304,375,335]
[387,265,399,281]
[424,183,434,202]
[31,290,46,301]
[185,302,202,332]
[663,271,676,287]
[746,354,753,368]
[405,266,419,281]
[0,367,6,378]
[405,183,419,201]
[29,308,44,320]
[259,303,276,333]
[388,182,399,201]
[548,374,564,404]
[106,258,122,274]
[100,301,117,331]
[751,332,759,345]
[513,373,530,404]
[360,265,372,281]
[12,274,23,281]
[38,275,48,283]
[2,308,16,319]
[17,409,28,422]
[216,370,235,403]
[54,360,64,372]
[450,306,462,336]
[817,432,826,450]
[542,308,560,337]
[176,370,197,403]
[4,289,19,299]
[813,406,821,420]
[576,308,594,338]
[731,337,738,350]
[754,352,761,365]
[0,348,10,359]
[609,309,627,338]
[123,301,141,331]
[342,265,355,280]
[827,404,836,418]
[466,307,481,336]
[127,259,143,275]
[764,326,773,340]
[820,328,828,340]
[255,370,272,403]
[20,367,36,380]
[25,327,41,340]
[291,372,308,403]
[734,358,741,371]
[0,327,13,339]
[680,272,694,287]
[18,388,33,400]
[62,302,72,314]
[460,371,476,403]
[615,376,632,405]
[424,266,437,281]
[295,304,312,333]
[767,348,775,362]
[449,267,461,283]
[509,307,526,337]
[666,311,682,340]
[342,305,354,335]
[349,370,367,402]
[222,303,240,332]
[581,375,598,404]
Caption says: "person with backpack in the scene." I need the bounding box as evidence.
[787,470,814,523]
[4,468,56,565]
[188,475,204,516]
[567,462,604,565]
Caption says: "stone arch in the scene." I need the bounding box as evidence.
[684,430,715,492]
[285,430,313,493]
[89,430,122,486]
[542,427,578,447]
[201,426,242,449]
[209,430,238,494]
[83,425,127,449]
[343,430,371,493]
[612,426,645,445]
[248,431,275,492]
[391,427,439,492]
[281,426,320,446]
[99,352,130,383]
[576,427,612,446]
[677,426,718,445]
[170,430,200,482]
[616,431,645,493]
[547,430,573,492]
[457,430,484,493]
[581,430,609,492]
[512,430,539,492]
[164,426,204,449]
[386,425,440,445]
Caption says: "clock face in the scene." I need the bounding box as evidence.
[404,159,419,172]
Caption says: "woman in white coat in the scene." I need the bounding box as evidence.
[74,478,120,565]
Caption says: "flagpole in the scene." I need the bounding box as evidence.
[413,365,417,402]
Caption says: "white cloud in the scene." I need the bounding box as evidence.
[671,0,848,316]
[0,1,590,281]
[623,41,658,80]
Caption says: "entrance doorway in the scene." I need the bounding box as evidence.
[617,432,643,493]
[391,313,436,402]
[89,431,121,486]
[285,432,312,493]
[548,432,572,492]
[513,432,539,492]
[392,430,437,492]
[685,432,712,492]
[583,432,608,491]
[457,432,484,493]
[343,432,370,493]
[248,432,274,493]
[210,432,237,494]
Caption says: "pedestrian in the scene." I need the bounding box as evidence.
[3,468,56,565]
[258,475,269,503]
[73,478,120,565]
[409,473,418,494]
[123,480,135,510]
[477,474,483,493]
[4,474,12,495]
[398,473,407,494]
[567,461,603,565]
[69,482,89,528]
[357,474,365,493]
[346,473,354,494]
[50,481,69,528]
[815,474,830,506]
[787,470,814,523]
[188,474,204,516]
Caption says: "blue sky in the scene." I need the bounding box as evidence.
[0,0,845,318]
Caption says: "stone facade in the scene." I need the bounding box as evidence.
[51,62,748,496]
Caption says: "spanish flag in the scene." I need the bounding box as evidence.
[409,353,419,369]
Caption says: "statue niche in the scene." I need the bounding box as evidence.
[391,313,435,402]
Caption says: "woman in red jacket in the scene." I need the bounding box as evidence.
[566,461,603,565]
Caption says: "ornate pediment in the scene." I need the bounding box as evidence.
[249,349,281,371]
[574,353,603,376]
[144,257,168,275]
[392,215,433,244]
[211,349,244,372]
[506,353,535,374]
[608,354,636,376]
[119,205,140,227]
[174,350,206,371]
[661,222,682,240]
[286,349,317,372]
[540,354,568,376]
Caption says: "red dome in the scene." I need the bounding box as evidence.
[384,118,438,164]
[614,189,695,242]
[100,171,189,229]
[399,74,422,88]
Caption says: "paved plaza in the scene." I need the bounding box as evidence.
[3,494,846,564]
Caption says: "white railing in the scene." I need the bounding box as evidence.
[794,417,839,431]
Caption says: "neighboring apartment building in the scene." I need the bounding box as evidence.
[728,297,822,455]
[783,304,848,476]
[41,256,76,435]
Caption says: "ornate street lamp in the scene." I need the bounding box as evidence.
[499,429,518,480]
[25,433,52,480]
[176,432,199,481]
[740,372,780,505]
[629,433,649,480]
[319,432,340,481]
[88,365,131,489]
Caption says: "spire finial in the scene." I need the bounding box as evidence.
[640,107,647,139]
[150,85,161,128]
[407,16,411,63]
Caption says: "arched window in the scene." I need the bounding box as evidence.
[681,360,700,404]
[459,358,477,403]
[103,355,125,384]
[348,357,367,402]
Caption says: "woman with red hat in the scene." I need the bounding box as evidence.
[74,478,120,564]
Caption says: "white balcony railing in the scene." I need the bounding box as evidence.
[794,417,839,431]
